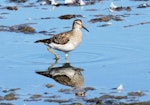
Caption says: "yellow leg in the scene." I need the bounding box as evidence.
[48,59,58,70]
[47,47,59,60]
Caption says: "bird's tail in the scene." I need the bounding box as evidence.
[36,71,53,78]
[34,39,51,44]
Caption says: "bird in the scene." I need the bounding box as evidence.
[109,2,117,12]
[117,84,123,92]
[35,19,89,60]
[65,0,76,4]
[36,63,84,88]
[50,0,58,5]
[79,0,85,6]
[40,0,58,6]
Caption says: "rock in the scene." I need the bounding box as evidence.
[6,6,18,10]
[30,94,41,99]
[0,96,4,100]
[17,25,35,33]
[45,84,53,88]
[89,15,123,23]
[9,0,27,3]
[4,93,17,100]
[128,91,145,96]
[75,91,86,97]
[58,14,83,19]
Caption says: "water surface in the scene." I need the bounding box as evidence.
[0,0,150,104]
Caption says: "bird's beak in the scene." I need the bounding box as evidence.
[82,25,89,32]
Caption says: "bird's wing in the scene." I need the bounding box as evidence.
[35,31,71,45]
[50,31,71,44]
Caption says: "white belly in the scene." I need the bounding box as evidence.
[50,42,78,52]
[49,30,82,52]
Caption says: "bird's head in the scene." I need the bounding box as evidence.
[73,19,89,32]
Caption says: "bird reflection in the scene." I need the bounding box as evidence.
[36,60,84,88]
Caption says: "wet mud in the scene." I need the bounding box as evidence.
[0,86,149,105]
[124,21,150,28]
[58,14,83,19]
[0,24,36,34]
[89,15,123,23]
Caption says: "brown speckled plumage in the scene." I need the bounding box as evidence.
[35,19,89,59]
[35,31,71,45]
[36,63,84,88]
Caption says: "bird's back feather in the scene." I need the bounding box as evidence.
[35,31,71,45]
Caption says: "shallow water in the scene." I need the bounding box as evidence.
[0,0,150,104]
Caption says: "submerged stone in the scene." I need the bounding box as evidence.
[89,15,123,23]
[75,91,86,97]
[6,6,18,10]
[9,0,27,3]
[4,93,17,100]
[45,84,53,88]
[58,14,83,19]
[128,91,145,97]
[17,25,35,33]
[30,94,42,99]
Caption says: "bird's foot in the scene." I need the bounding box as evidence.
[54,56,59,61]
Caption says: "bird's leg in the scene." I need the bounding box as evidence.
[47,47,59,60]
[65,52,68,59]
[48,59,58,70]
[65,52,69,63]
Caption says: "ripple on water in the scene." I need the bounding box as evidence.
[2,52,53,66]
[70,43,148,65]
[70,51,104,64]
[3,43,148,66]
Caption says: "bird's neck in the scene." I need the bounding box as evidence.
[72,27,81,31]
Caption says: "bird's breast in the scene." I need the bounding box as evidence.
[49,30,82,52]
[70,30,82,47]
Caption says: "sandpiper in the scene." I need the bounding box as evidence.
[36,63,84,88]
[35,19,89,60]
